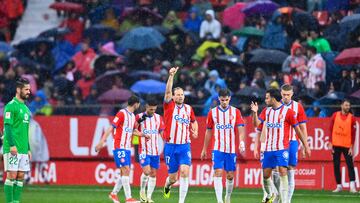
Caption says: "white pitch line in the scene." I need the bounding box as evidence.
[24,187,360,198]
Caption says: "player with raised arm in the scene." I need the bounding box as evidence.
[201,88,246,203]
[136,99,164,203]
[251,89,311,203]
[3,78,32,203]
[95,95,142,203]
[162,67,198,203]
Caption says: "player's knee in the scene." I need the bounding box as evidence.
[169,175,177,183]
[226,174,234,180]
[6,172,17,180]
[121,167,131,176]
[150,170,157,177]
[180,168,189,178]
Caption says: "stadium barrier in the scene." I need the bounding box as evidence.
[1,116,359,190]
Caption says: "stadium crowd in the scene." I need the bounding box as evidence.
[1,0,360,117]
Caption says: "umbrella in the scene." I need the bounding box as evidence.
[223,2,247,30]
[95,70,126,94]
[49,2,84,13]
[232,26,264,37]
[130,79,166,94]
[98,88,132,103]
[334,48,360,65]
[292,11,319,31]
[236,87,266,99]
[128,71,161,80]
[340,14,360,28]
[15,37,55,52]
[317,92,345,105]
[249,48,288,66]
[118,27,165,51]
[350,89,360,100]
[0,42,14,53]
[38,27,72,38]
[210,55,243,68]
[278,6,304,15]
[196,41,233,58]
[83,24,116,39]
[242,0,279,16]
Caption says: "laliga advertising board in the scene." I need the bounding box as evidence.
[0,116,359,189]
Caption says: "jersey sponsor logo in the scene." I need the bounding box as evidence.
[143,129,159,134]
[215,123,233,129]
[5,112,10,119]
[124,127,133,133]
[266,122,282,128]
[174,115,190,125]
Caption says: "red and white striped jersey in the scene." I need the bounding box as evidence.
[206,105,245,153]
[258,105,299,151]
[283,100,307,141]
[136,112,164,156]
[111,109,136,150]
[163,100,196,144]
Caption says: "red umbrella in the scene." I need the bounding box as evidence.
[334,48,360,65]
[223,2,247,30]
[97,88,132,104]
[49,2,84,13]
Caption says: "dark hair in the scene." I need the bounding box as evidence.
[127,95,140,106]
[341,99,351,105]
[16,77,30,89]
[266,88,282,102]
[218,88,231,97]
[306,45,317,54]
[146,99,158,106]
[281,84,293,91]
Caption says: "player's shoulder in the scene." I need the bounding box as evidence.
[4,99,17,110]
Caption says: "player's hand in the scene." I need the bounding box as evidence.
[10,146,18,155]
[239,141,246,154]
[200,149,207,160]
[169,67,179,76]
[191,127,198,139]
[28,151,32,161]
[304,145,311,158]
[348,147,353,156]
[143,133,151,139]
[250,101,258,113]
[301,147,306,158]
[95,141,105,152]
[254,148,259,159]
[328,143,334,154]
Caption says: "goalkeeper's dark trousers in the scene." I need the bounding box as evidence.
[332,146,355,184]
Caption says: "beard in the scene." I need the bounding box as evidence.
[20,92,30,100]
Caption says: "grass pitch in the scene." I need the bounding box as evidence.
[0,185,359,203]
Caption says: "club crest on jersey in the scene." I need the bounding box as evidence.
[174,115,190,125]
[266,122,282,128]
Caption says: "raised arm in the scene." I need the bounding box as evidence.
[250,102,261,127]
[164,67,179,102]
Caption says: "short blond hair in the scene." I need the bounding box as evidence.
[173,87,184,95]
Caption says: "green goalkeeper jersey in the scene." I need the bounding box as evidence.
[3,97,31,154]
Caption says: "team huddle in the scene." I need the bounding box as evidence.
[94,67,311,203]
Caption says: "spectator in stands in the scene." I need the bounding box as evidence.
[204,70,227,96]
[307,29,332,53]
[199,9,221,40]
[261,11,288,51]
[282,42,308,83]
[349,69,360,93]
[76,72,94,99]
[5,0,24,39]
[339,70,352,94]
[313,81,327,98]
[83,85,100,115]
[305,45,326,89]
[0,0,10,42]
[30,42,55,71]
[251,68,266,90]
[306,101,328,117]
[60,12,84,46]
[184,7,202,34]
[192,0,213,17]
[29,89,52,116]
[72,41,97,76]
[162,10,182,30]
[101,8,120,31]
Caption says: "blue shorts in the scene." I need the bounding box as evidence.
[262,149,289,169]
[288,141,299,167]
[164,143,191,173]
[113,149,131,168]
[212,150,236,172]
[139,154,160,169]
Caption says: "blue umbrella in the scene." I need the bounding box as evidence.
[118,27,165,51]
[0,42,14,53]
[130,79,166,94]
[38,27,71,38]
